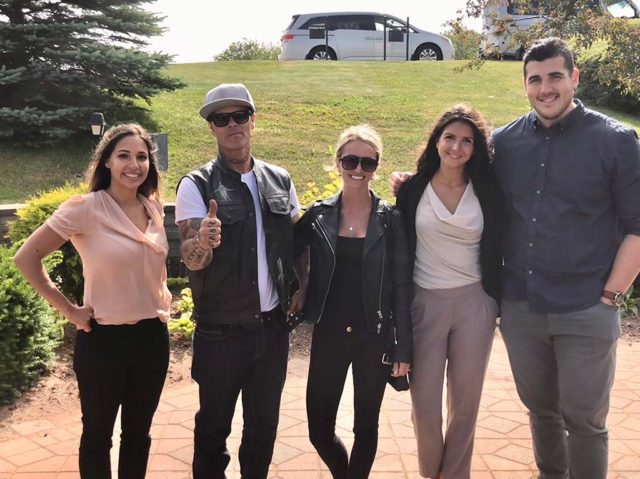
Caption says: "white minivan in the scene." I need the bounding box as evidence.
[481,0,640,59]
[278,12,455,61]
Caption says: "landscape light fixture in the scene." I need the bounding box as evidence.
[89,112,106,137]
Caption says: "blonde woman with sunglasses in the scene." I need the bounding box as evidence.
[291,124,412,479]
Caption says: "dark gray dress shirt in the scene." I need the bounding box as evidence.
[493,100,640,313]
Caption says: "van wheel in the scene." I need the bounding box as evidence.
[414,43,442,61]
[515,46,525,61]
[307,46,336,60]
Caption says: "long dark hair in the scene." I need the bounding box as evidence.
[415,104,492,186]
[86,123,161,199]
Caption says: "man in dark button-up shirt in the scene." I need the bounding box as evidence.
[494,38,640,479]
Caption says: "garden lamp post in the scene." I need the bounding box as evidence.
[89,112,106,138]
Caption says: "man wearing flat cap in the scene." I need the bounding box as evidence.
[175,83,301,478]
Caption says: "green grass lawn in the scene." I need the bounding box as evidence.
[2,60,639,204]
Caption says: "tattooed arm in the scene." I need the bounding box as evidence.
[178,218,214,271]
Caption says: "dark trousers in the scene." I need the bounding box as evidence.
[73,318,169,479]
[191,322,289,479]
[306,324,390,479]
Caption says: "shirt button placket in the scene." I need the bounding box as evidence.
[526,135,550,303]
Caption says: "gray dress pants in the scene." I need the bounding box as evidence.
[500,300,620,479]
[410,282,498,479]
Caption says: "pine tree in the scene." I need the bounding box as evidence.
[0,1,184,144]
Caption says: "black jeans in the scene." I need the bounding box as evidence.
[306,324,390,479]
[191,318,289,479]
[73,318,169,479]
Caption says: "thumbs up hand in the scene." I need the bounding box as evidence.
[197,199,222,249]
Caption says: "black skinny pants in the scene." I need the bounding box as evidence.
[73,318,169,479]
[306,324,390,479]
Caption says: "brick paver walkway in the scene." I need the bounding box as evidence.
[1,334,639,479]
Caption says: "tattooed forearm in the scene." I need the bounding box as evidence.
[294,246,310,293]
[178,219,213,271]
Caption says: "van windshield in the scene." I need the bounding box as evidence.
[606,0,640,17]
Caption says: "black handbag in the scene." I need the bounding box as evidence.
[387,374,410,392]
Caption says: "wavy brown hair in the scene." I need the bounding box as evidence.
[86,123,161,199]
[415,104,493,186]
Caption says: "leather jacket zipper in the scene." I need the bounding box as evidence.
[376,221,386,334]
[313,219,335,323]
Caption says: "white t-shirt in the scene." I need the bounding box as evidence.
[175,170,300,312]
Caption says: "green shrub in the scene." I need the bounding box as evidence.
[442,25,482,60]
[0,245,61,404]
[167,276,189,293]
[8,183,87,304]
[622,286,640,318]
[214,38,280,61]
[578,35,640,114]
[168,287,195,341]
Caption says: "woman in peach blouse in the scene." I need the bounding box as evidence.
[14,124,172,479]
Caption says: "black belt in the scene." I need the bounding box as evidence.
[197,306,283,334]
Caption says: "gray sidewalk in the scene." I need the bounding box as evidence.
[1,334,639,478]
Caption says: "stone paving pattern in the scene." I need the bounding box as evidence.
[1,335,639,479]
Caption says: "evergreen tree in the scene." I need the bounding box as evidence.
[0,1,184,144]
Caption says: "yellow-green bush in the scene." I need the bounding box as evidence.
[168,288,195,341]
[8,183,87,304]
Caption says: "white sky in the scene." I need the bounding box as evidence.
[145,0,479,63]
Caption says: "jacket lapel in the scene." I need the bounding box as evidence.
[363,193,385,257]
[316,193,340,254]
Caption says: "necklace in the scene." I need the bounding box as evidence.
[342,207,370,233]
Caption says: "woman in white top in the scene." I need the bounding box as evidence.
[14,124,172,479]
[396,105,504,479]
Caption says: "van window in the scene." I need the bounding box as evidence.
[300,17,329,30]
[607,0,638,17]
[373,16,416,33]
[331,15,376,31]
[300,14,376,31]
[285,15,299,31]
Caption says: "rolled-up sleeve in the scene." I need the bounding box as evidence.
[613,128,640,236]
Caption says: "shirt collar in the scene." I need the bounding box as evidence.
[529,99,584,133]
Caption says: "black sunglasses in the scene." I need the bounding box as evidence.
[210,109,252,127]
[340,154,379,173]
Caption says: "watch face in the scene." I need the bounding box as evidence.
[614,292,624,307]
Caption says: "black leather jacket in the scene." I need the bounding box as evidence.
[178,156,296,327]
[294,191,413,363]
